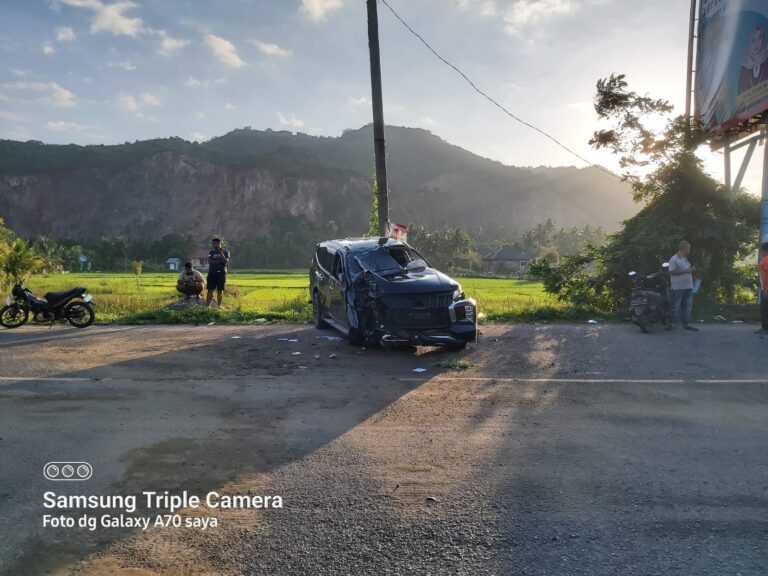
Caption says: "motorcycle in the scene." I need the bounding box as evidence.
[628,263,670,333]
[0,282,95,329]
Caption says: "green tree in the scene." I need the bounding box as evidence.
[533,74,759,312]
[3,238,43,287]
[367,179,379,237]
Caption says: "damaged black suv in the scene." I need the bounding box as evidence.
[309,238,477,349]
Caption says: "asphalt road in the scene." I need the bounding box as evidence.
[0,322,766,575]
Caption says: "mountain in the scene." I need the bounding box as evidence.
[0,125,637,241]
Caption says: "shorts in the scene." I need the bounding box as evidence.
[206,271,226,291]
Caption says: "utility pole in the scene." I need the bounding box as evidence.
[367,0,390,237]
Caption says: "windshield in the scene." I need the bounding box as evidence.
[355,246,423,275]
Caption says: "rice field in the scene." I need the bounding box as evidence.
[19,272,574,324]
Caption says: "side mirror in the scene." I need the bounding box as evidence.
[405,259,427,272]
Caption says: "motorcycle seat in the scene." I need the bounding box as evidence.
[44,287,86,303]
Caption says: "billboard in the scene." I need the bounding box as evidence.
[695,0,768,136]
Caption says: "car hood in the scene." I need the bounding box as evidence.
[371,267,457,295]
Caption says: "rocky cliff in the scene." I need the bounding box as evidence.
[0,125,636,240]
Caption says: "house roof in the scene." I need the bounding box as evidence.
[166,257,181,263]
[482,246,535,261]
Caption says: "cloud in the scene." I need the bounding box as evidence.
[56,26,77,42]
[116,91,160,112]
[117,94,138,111]
[0,110,26,122]
[184,76,227,88]
[2,82,76,107]
[277,112,305,129]
[300,0,343,22]
[455,0,497,16]
[46,120,93,131]
[249,40,291,57]
[139,92,160,106]
[60,0,144,37]
[204,34,246,68]
[152,28,190,56]
[43,41,56,55]
[348,96,369,107]
[194,112,206,119]
[503,0,575,35]
[108,60,136,70]
[224,102,237,110]
[190,132,206,142]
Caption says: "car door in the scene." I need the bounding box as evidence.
[329,252,348,328]
[313,247,331,311]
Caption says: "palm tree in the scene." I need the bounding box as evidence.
[3,238,43,287]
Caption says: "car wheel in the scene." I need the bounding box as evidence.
[312,291,329,329]
[445,342,467,351]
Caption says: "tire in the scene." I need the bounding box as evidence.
[312,291,329,329]
[65,301,95,328]
[0,305,29,329]
[446,342,467,351]
[638,314,651,334]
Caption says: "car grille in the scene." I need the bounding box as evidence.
[381,294,453,329]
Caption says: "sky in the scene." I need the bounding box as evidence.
[0,0,763,196]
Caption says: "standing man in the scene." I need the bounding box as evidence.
[177,262,204,299]
[758,242,768,334]
[667,240,699,331]
[206,237,230,307]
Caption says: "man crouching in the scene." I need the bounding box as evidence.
[177,262,204,300]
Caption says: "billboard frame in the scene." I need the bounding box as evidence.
[687,0,768,288]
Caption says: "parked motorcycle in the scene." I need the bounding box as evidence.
[0,283,95,329]
[628,263,670,333]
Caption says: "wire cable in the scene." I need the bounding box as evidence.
[378,0,621,180]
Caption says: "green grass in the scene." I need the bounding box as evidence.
[433,359,475,370]
[19,272,575,325]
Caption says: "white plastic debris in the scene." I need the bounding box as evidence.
[412,368,428,373]
[588,319,599,325]
[254,318,267,323]
[207,322,215,326]
[291,352,302,356]
[731,320,744,324]
[231,336,242,339]
[713,315,726,322]
[316,336,343,342]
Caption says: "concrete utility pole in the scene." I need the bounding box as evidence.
[367,0,390,237]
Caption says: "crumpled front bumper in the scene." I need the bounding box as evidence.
[380,298,478,346]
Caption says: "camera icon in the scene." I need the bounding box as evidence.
[44,462,92,481]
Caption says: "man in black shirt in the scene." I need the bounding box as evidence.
[205,237,230,307]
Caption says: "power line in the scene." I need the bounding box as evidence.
[377,0,621,180]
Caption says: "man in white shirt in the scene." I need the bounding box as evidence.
[177,262,204,299]
[667,240,698,331]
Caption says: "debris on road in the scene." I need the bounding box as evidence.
[412,368,428,373]
[316,336,344,342]
[231,336,242,339]
[713,315,726,322]
[291,352,302,356]
[314,354,321,360]
[425,496,440,504]
[328,354,338,359]
[588,319,599,324]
